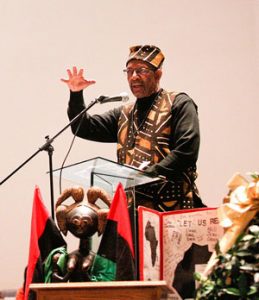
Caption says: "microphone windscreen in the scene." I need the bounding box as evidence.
[119,92,129,102]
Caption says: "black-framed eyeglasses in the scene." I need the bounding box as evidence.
[123,67,155,77]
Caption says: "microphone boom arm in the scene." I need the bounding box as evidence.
[0,97,99,219]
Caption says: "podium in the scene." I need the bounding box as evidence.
[30,281,169,300]
[52,156,160,195]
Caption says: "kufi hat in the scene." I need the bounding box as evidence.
[126,45,165,69]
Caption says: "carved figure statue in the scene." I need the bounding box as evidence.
[52,186,111,282]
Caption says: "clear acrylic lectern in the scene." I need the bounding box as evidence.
[52,156,159,196]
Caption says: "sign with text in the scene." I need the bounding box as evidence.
[138,207,223,300]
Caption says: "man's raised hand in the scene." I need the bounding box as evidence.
[61,66,96,92]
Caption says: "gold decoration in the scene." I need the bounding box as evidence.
[203,172,259,276]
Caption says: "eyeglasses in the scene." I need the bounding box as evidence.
[123,67,155,77]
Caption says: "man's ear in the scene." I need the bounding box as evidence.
[155,68,162,81]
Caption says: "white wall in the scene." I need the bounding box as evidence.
[0,0,258,289]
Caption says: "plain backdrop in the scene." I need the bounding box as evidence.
[0,0,258,289]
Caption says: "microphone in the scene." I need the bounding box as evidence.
[96,92,129,104]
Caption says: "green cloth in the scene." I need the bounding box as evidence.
[90,254,116,282]
[44,246,68,283]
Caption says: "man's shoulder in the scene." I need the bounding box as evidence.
[162,89,198,111]
[162,90,193,104]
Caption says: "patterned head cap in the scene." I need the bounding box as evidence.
[126,45,165,69]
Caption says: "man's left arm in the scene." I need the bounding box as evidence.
[145,93,200,179]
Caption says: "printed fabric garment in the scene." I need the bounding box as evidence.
[117,90,202,211]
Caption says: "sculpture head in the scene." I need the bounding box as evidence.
[55,186,111,239]
[66,205,99,238]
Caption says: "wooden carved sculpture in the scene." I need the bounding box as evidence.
[53,186,111,282]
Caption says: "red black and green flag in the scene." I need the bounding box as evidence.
[24,186,66,300]
[91,183,135,281]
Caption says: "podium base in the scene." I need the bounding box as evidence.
[30,281,169,300]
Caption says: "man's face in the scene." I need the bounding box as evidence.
[125,60,162,99]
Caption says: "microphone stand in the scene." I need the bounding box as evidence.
[0,98,100,220]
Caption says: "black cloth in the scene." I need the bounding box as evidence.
[67,89,200,181]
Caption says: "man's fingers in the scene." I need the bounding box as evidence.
[78,69,84,76]
[61,67,96,89]
[86,80,96,85]
[72,66,77,76]
[67,69,73,78]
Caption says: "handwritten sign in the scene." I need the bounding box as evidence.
[138,207,223,300]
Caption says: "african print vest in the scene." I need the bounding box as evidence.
[117,89,177,167]
[116,90,203,211]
